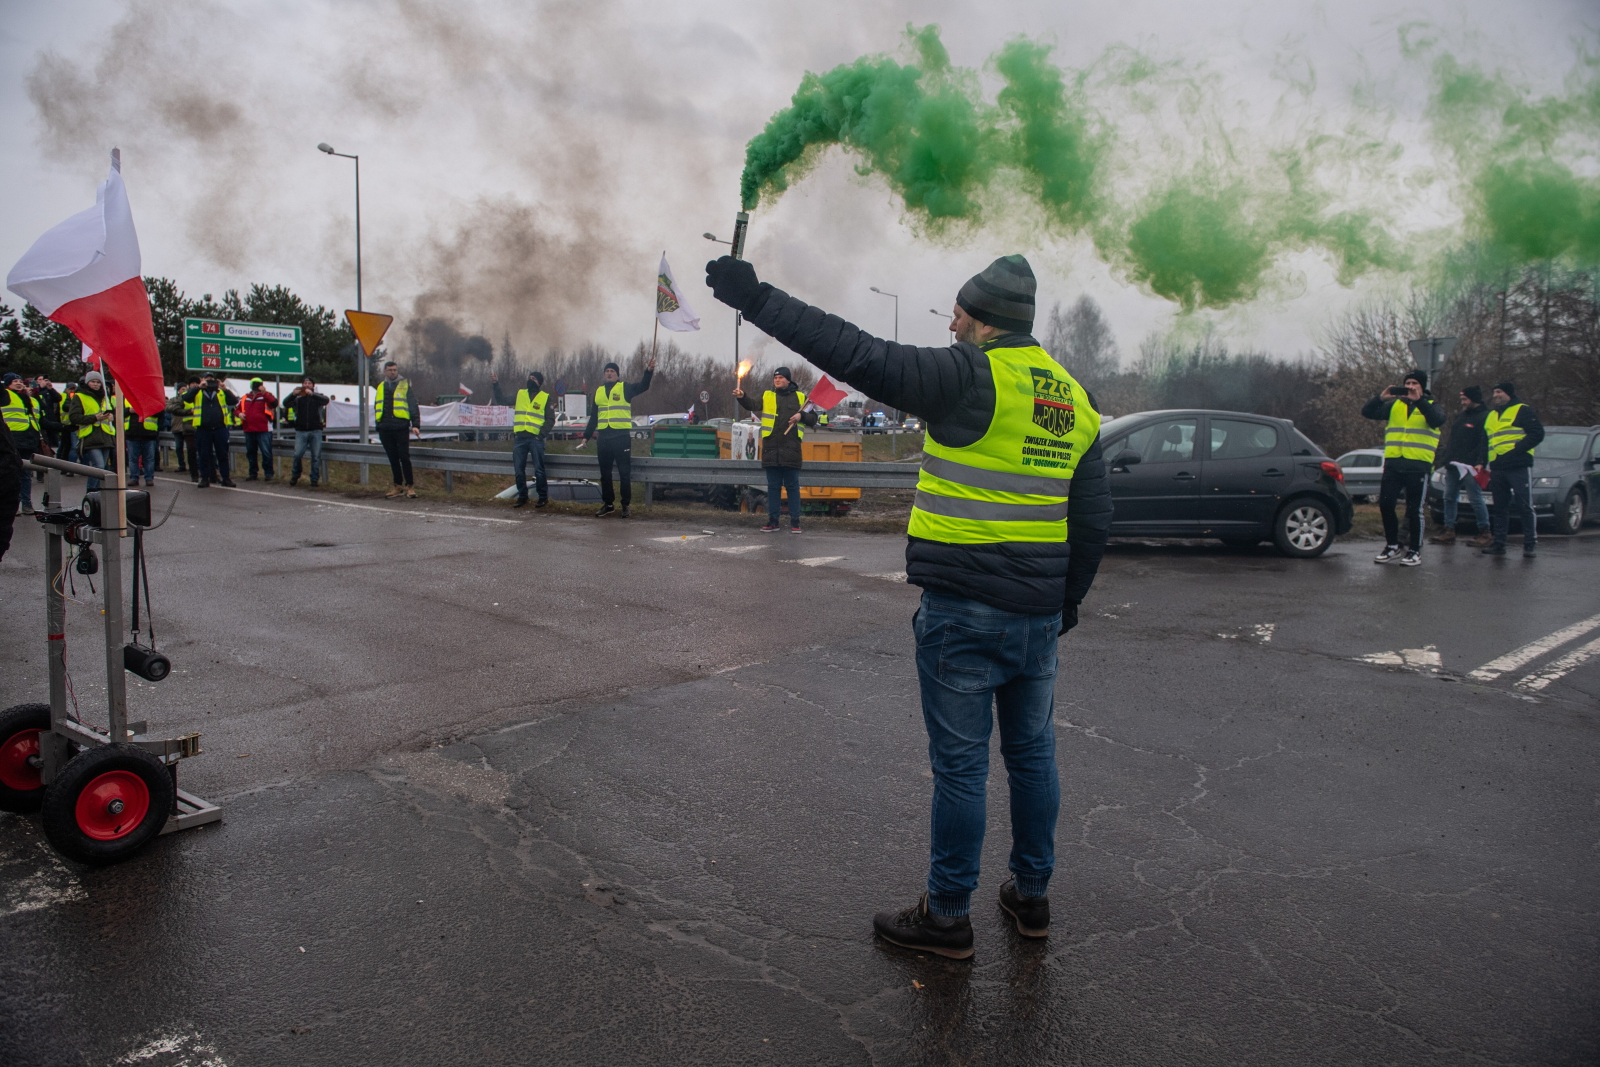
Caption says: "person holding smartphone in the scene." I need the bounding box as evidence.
[1361,370,1444,566]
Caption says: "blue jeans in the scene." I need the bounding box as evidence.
[914,590,1063,917]
[244,430,274,478]
[81,447,110,492]
[293,431,324,483]
[126,439,156,484]
[513,435,547,501]
[765,465,801,526]
[1441,465,1489,530]
[1489,466,1538,547]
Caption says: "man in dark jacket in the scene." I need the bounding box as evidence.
[167,375,200,479]
[1429,385,1491,547]
[734,366,817,531]
[281,377,330,487]
[706,253,1113,960]
[577,357,654,517]
[32,376,65,456]
[1361,369,1444,566]
[491,369,554,508]
[123,395,161,488]
[180,374,239,488]
[1482,381,1545,558]
[0,420,20,560]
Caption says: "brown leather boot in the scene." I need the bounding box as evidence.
[1428,528,1457,545]
[1468,530,1494,547]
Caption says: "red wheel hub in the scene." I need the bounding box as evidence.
[0,729,43,791]
[74,770,151,840]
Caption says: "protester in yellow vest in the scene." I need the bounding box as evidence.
[374,361,422,499]
[576,355,654,517]
[707,251,1113,958]
[178,373,240,488]
[733,366,817,531]
[2,373,48,515]
[1360,369,1444,566]
[490,369,552,508]
[167,375,201,482]
[64,370,119,492]
[1481,381,1546,558]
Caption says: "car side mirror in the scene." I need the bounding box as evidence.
[1112,449,1142,470]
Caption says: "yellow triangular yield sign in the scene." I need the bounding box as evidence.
[345,310,394,357]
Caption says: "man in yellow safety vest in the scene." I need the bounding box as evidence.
[491,369,553,508]
[734,366,817,531]
[576,356,654,517]
[2,373,47,514]
[1361,369,1444,566]
[64,370,118,492]
[707,252,1113,959]
[1481,381,1546,558]
[374,361,423,499]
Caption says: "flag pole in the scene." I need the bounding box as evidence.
[107,368,128,536]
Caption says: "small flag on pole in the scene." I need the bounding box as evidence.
[459,383,474,396]
[803,374,848,413]
[655,254,700,332]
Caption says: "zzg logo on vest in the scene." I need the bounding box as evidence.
[1029,367,1075,437]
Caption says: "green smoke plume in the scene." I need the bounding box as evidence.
[741,26,1596,311]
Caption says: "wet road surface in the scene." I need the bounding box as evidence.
[2,479,1597,1066]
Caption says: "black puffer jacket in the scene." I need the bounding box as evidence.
[738,283,1113,616]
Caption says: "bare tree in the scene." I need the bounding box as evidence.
[1043,295,1120,384]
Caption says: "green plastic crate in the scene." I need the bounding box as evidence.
[651,424,721,458]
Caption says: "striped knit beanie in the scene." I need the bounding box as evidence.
[956,255,1036,333]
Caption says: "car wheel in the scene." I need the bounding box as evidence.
[1554,488,1586,535]
[1273,499,1334,558]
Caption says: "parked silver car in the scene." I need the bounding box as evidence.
[1335,448,1385,502]
[1429,425,1600,535]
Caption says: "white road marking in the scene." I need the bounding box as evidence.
[114,1028,230,1066]
[1514,635,1600,692]
[1468,613,1600,680]
[785,556,846,567]
[0,829,86,918]
[1359,646,1440,670]
[710,544,764,554]
[216,484,521,524]
[1252,623,1276,642]
[651,535,710,543]
[867,571,907,582]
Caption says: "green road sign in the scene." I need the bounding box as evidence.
[184,318,304,376]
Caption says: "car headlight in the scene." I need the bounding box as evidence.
[1534,476,1560,487]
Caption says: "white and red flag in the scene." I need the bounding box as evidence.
[803,373,848,413]
[6,150,165,417]
[459,383,474,396]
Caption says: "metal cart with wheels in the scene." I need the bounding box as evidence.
[0,454,219,865]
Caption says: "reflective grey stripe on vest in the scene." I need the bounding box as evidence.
[921,454,1072,497]
[913,490,1070,522]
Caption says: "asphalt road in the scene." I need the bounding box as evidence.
[2,477,1597,1066]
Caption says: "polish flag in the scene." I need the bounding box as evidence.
[459,383,474,396]
[6,150,165,417]
[802,373,848,413]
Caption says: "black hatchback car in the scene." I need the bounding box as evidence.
[1098,410,1355,557]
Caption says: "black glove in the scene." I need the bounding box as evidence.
[1060,601,1079,637]
[705,256,763,312]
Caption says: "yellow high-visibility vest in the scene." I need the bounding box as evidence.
[761,389,807,441]
[514,388,549,435]
[375,379,412,422]
[594,382,630,430]
[1,390,38,434]
[1382,400,1440,462]
[908,344,1099,545]
[1486,404,1535,462]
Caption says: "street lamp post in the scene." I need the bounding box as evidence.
[870,286,899,343]
[319,142,370,456]
[705,232,741,420]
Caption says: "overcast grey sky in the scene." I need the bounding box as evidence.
[3,0,1595,370]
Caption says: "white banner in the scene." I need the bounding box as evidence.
[324,399,513,430]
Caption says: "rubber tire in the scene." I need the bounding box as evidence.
[41,743,174,866]
[707,485,738,511]
[1273,498,1335,558]
[1554,488,1586,536]
[0,703,51,814]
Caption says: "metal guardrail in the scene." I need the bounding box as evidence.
[159,433,922,492]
